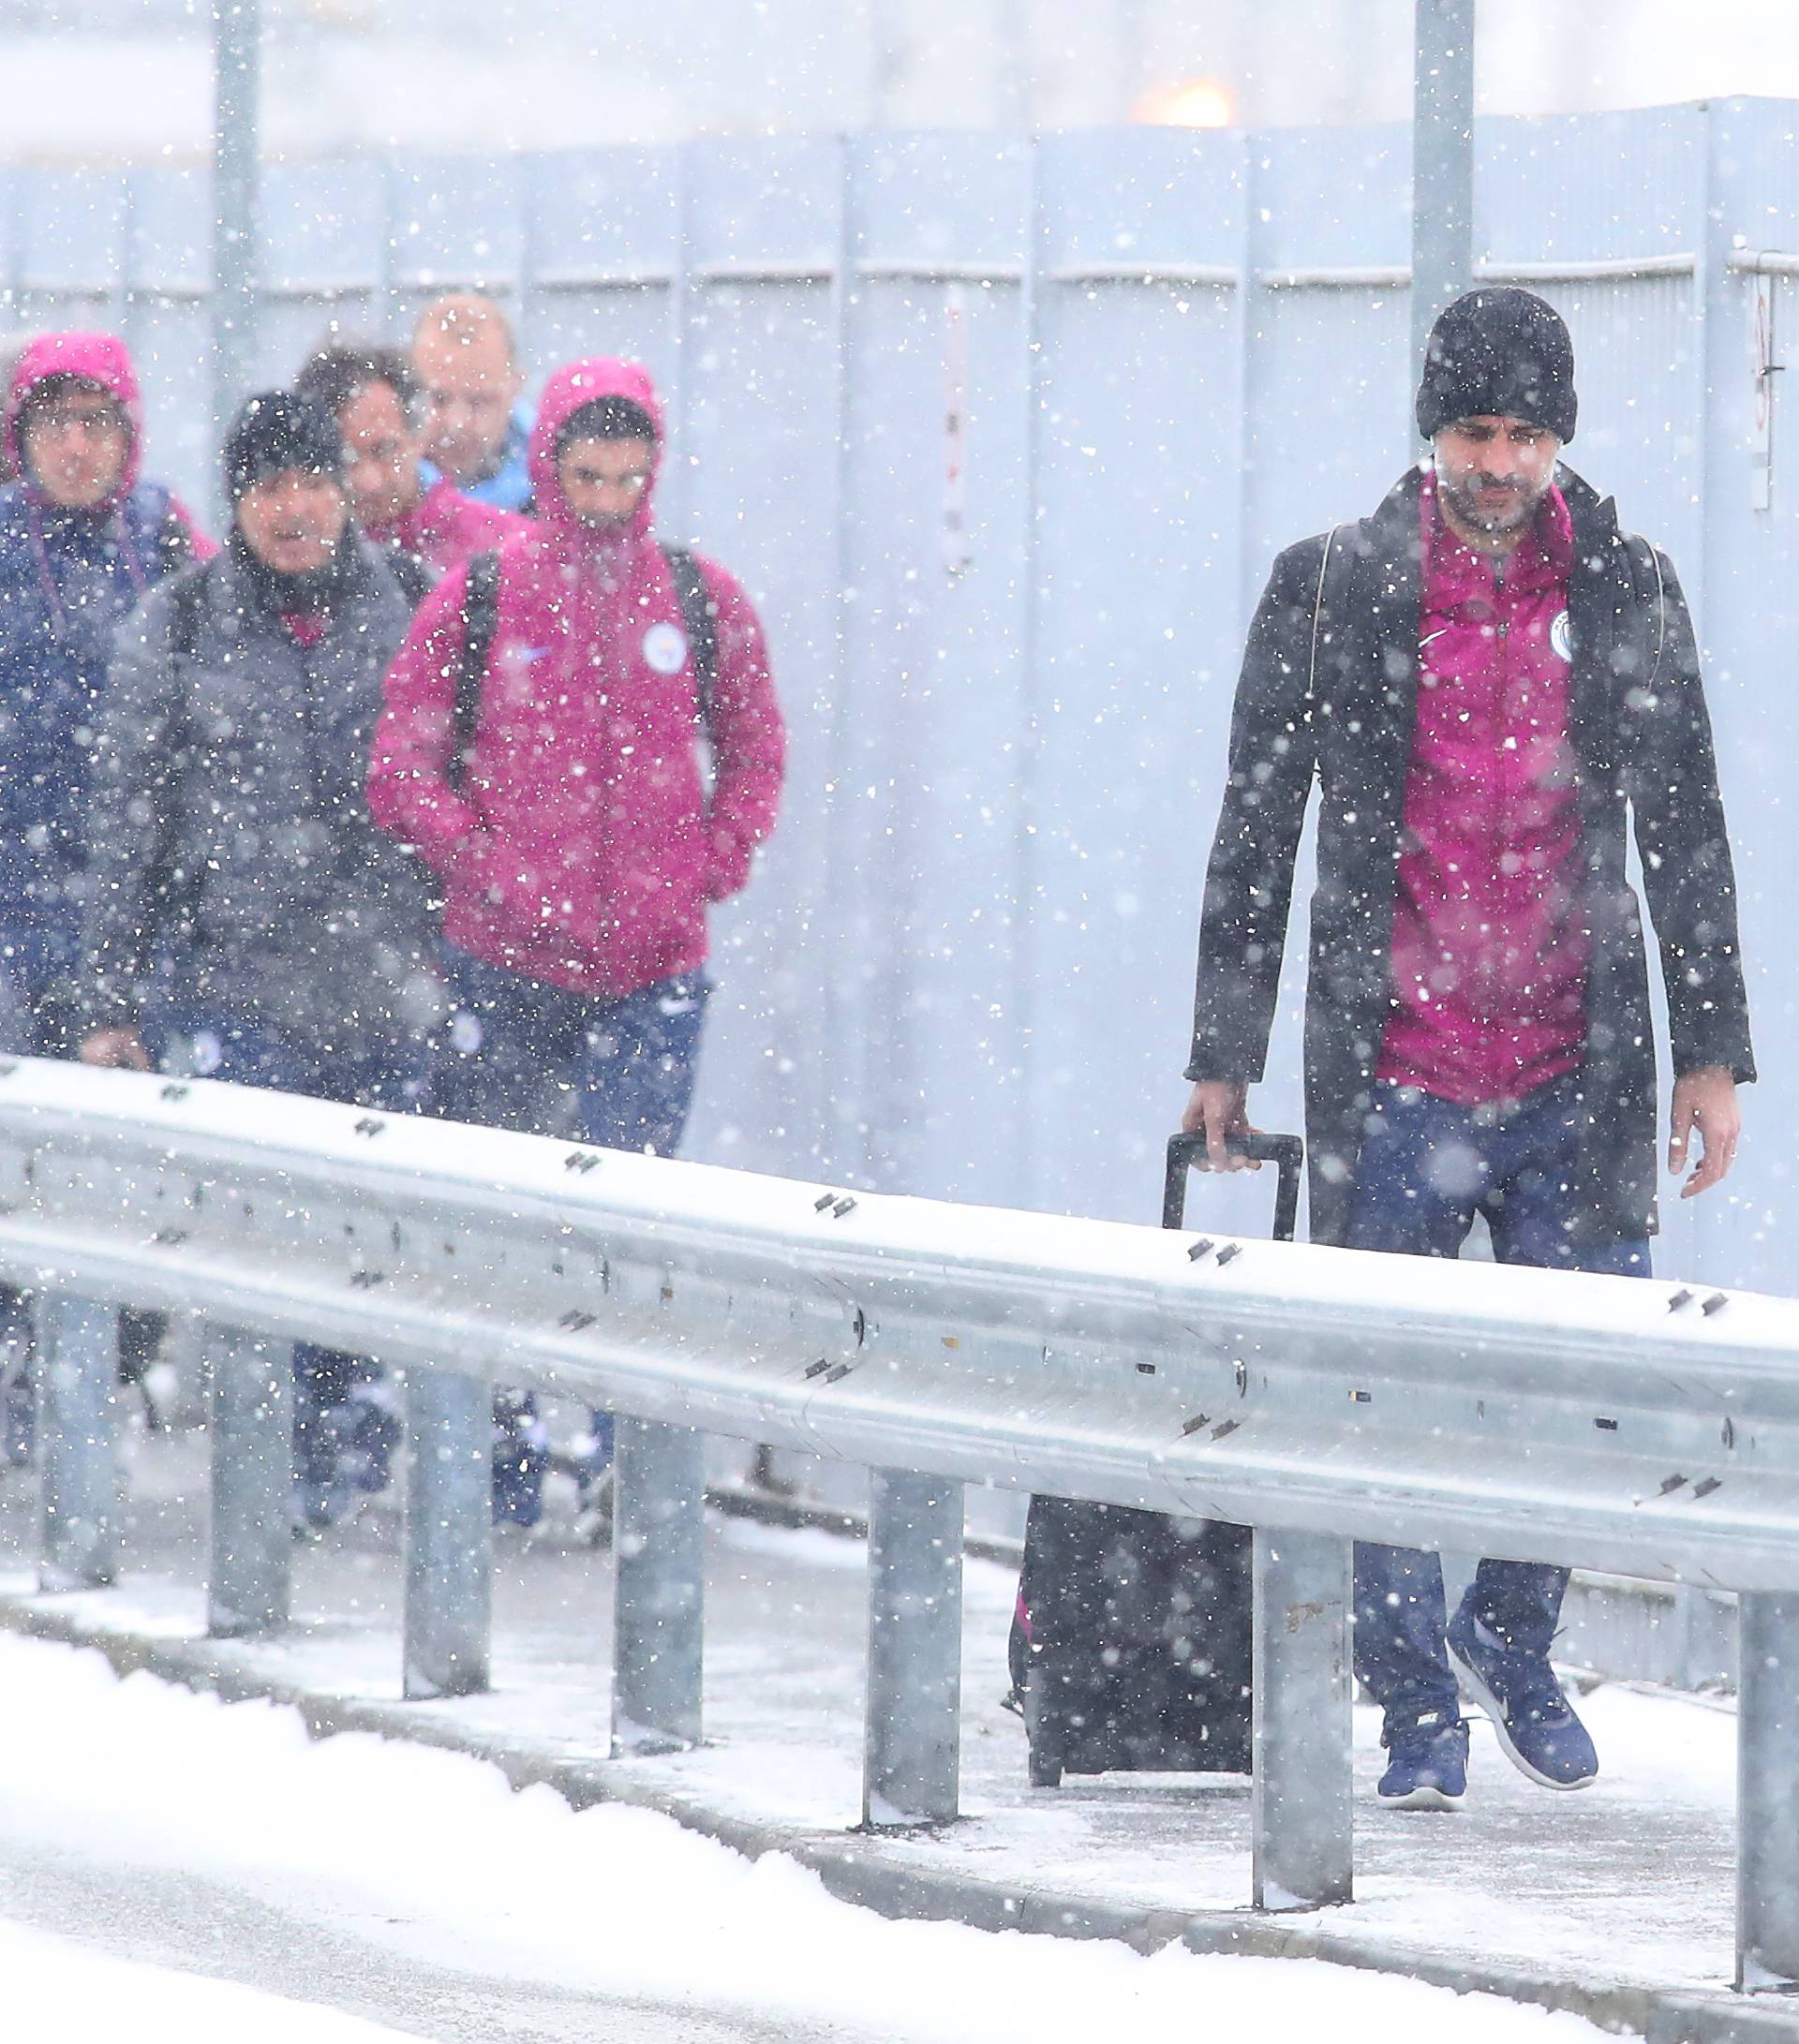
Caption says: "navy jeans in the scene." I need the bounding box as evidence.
[432,948,710,1152]
[1346,1074,1651,1724]
[433,948,711,1522]
[164,1014,424,1524]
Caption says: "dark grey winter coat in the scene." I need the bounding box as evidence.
[83,539,438,1059]
[1186,465,1754,1249]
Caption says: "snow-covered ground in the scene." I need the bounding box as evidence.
[0,1632,1614,2043]
[1,1921,422,2044]
[0,1419,1751,2031]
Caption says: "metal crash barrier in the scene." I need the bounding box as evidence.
[0,1058,1796,1990]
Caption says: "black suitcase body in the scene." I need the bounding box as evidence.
[1011,1132,1303,1787]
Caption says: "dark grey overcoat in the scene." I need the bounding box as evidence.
[1186,465,1754,1249]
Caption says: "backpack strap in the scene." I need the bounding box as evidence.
[387,545,438,611]
[659,541,719,729]
[156,505,196,581]
[450,548,501,796]
[165,561,210,661]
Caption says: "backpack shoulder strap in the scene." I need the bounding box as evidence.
[389,545,437,611]
[164,560,210,661]
[155,504,195,581]
[450,548,501,795]
[659,541,719,727]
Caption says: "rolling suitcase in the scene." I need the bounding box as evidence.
[1009,1131,1303,1787]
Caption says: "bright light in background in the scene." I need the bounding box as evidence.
[1132,76,1236,128]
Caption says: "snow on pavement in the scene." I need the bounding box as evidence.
[0,1633,1616,2043]
[3,1918,420,2044]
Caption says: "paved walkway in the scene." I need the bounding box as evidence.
[0,1425,1758,2035]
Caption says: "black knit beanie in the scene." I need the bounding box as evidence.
[224,389,345,500]
[1415,288,1578,444]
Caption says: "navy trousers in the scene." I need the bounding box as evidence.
[1346,1074,1652,1724]
[432,948,710,1523]
[165,1015,422,1523]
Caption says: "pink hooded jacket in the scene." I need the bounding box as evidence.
[367,359,785,999]
[366,472,528,582]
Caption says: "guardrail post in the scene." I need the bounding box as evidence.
[37,1292,122,1592]
[863,1468,964,1829]
[207,1324,292,1637]
[1736,1590,1799,1990]
[1253,1527,1353,1910]
[403,1367,491,1699]
[612,1416,705,1754]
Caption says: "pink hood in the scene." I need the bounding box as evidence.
[5,332,144,506]
[528,357,665,541]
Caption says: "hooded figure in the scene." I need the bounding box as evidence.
[0,333,213,1465]
[0,333,213,983]
[370,358,784,999]
[369,357,786,1529]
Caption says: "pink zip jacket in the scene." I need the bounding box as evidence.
[365,472,528,582]
[367,358,785,999]
[1376,472,1590,1103]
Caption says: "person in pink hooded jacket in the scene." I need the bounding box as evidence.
[369,357,785,1525]
[0,332,214,1466]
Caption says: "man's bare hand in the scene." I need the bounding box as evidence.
[1181,1079,1259,1172]
[1669,1064,1739,1200]
[80,1029,151,1072]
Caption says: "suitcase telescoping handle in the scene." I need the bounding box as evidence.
[1162,1131,1303,1243]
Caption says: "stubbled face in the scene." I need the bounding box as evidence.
[337,378,423,530]
[1434,414,1561,546]
[235,469,349,575]
[20,382,130,510]
[557,434,655,533]
[414,324,522,485]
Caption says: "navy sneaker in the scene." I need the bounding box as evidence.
[293,1477,350,1535]
[1376,1708,1468,1809]
[1446,1608,1598,1791]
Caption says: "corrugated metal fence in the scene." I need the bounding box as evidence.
[4,100,1796,1289]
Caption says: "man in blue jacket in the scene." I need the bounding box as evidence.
[0,332,212,1461]
[411,295,534,513]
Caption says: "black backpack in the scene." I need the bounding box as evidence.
[449,542,718,794]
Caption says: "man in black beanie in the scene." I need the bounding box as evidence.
[79,389,438,1531]
[1182,289,1752,1809]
